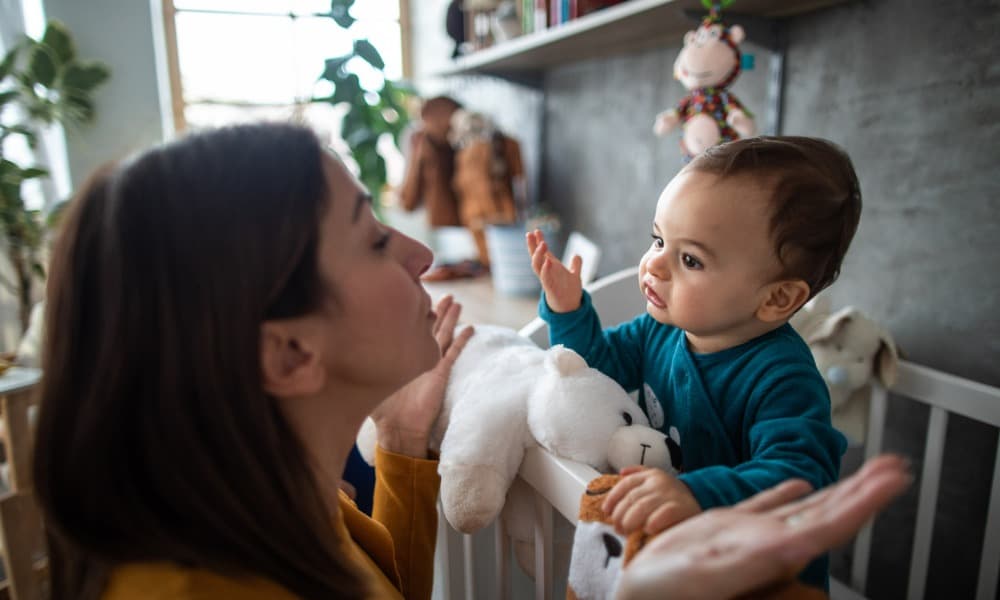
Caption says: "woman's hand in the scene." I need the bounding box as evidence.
[370,295,474,458]
[526,229,583,313]
[616,455,912,600]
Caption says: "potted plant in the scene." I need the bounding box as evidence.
[0,21,109,333]
[314,0,413,205]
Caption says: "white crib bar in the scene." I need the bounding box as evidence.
[495,513,511,600]
[977,442,1000,600]
[851,383,889,593]
[907,406,948,600]
[463,531,476,599]
[533,491,554,600]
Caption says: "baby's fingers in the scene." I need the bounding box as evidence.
[615,494,661,534]
[602,471,646,514]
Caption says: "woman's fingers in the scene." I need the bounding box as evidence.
[440,325,474,369]
[771,455,909,521]
[733,479,813,514]
[432,295,454,337]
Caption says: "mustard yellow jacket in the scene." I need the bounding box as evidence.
[102,446,440,599]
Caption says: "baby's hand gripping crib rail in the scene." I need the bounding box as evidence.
[432,267,1000,600]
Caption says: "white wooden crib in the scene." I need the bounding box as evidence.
[432,267,1000,600]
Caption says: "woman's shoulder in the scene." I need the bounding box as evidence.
[102,561,300,600]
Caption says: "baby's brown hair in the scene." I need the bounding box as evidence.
[688,136,862,298]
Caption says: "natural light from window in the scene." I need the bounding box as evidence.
[170,0,405,184]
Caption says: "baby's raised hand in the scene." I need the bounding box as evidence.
[602,466,702,536]
[525,228,583,313]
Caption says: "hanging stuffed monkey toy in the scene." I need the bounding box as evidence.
[653,0,755,158]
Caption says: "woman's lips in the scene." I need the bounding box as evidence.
[644,284,666,309]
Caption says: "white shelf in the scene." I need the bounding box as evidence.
[433,0,848,78]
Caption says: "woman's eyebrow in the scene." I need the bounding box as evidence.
[352,192,373,223]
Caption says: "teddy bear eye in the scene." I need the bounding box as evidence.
[622,412,633,426]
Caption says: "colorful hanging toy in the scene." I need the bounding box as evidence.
[653,0,755,159]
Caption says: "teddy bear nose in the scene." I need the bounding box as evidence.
[827,366,849,386]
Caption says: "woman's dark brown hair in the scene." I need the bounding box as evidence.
[33,123,368,599]
[689,136,862,298]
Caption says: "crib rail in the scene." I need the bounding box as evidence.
[851,361,1000,600]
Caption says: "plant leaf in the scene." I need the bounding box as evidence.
[0,45,20,80]
[62,61,110,91]
[329,0,356,28]
[353,39,384,70]
[27,44,57,88]
[321,55,351,81]
[0,90,19,107]
[64,91,95,122]
[331,73,362,104]
[41,21,76,64]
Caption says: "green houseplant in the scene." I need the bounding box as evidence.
[0,21,109,332]
[314,0,413,203]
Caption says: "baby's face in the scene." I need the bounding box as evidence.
[638,169,785,353]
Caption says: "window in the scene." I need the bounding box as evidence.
[163,0,406,134]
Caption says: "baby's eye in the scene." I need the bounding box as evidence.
[681,253,703,269]
[622,411,633,426]
[650,234,664,249]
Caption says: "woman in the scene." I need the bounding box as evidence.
[34,123,472,599]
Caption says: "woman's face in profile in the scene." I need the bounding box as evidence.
[308,155,440,399]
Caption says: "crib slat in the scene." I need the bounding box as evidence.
[463,533,476,600]
[533,491,553,600]
[495,514,511,600]
[435,501,454,600]
[851,383,889,593]
[908,406,948,600]
[976,440,1000,600]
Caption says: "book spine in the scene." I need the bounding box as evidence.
[523,0,533,33]
[534,0,548,30]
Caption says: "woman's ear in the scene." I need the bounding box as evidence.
[757,279,811,323]
[260,321,325,397]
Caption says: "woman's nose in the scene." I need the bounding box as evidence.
[400,232,433,278]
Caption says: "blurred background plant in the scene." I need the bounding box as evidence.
[315,0,413,205]
[0,20,109,332]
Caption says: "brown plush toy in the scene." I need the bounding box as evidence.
[449,109,523,268]
[399,96,463,228]
[567,474,829,600]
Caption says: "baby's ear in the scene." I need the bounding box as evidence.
[757,279,811,323]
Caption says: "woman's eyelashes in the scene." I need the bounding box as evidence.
[373,229,392,252]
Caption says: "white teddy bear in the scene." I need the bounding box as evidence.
[792,299,899,444]
[357,325,677,534]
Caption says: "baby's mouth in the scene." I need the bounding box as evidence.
[644,284,666,309]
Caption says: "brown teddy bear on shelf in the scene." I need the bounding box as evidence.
[399,95,463,229]
[449,109,524,270]
[653,0,755,159]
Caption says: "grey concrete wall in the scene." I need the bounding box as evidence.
[539,0,999,597]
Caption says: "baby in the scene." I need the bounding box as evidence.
[526,136,860,591]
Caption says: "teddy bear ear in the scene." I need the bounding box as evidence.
[547,345,588,376]
[876,332,900,387]
[806,307,857,344]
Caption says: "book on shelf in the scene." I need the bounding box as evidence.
[534,0,548,31]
